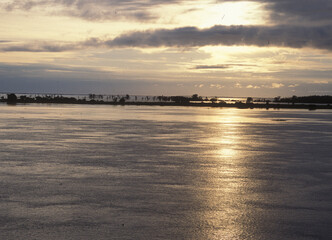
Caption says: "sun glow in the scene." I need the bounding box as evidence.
[179,1,265,28]
[202,1,266,27]
[153,1,266,28]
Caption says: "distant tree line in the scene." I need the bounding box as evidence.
[274,95,332,104]
[1,93,226,104]
[2,93,332,109]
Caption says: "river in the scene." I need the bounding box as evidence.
[0,103,331,239]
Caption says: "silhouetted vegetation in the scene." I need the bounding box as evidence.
[7,93,17,102]
[191,94,203,101]
[119,97,126,104]
[275,95,332,104]
[1,93,331,109]
[246,97,253,104]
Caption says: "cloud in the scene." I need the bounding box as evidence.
[3,0,332,25]
[2,0,182,10]
[1,43,80,52]
[1,24,332,52]
[220,0,332,25]
[210,84,224,89]
[271,83,284,88]
[288,84,299,88]
[0,62,114,75]
[275,69,332,80]
[234,83,242,88]
[244,83,285,89]
[246,85,260,89]
[261,0,332,24]
[1,0,184,21]
[194,63,255,69]
[0,38,103,52]
[1,62,331,96]
[194,84,204,88]
[313,80,329,84]
[2,1,331,52]
[106,25,332,50]
[195,65,229,70]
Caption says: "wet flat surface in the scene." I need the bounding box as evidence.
[0,104,331,239]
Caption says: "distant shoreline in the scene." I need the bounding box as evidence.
[2,93,332,110]
[1,99,331,110]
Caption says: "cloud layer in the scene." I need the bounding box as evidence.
[1,0,332,96]
[2,0,184,21]
[106,25,332,50]
[2,0,332,24]
[260,0,332,24]
[2,24,331,52]
[2,0,331,51]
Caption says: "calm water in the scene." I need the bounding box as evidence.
[0,103,331,240]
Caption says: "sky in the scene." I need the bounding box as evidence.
[1,0,332,97]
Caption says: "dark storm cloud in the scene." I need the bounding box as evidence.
[261,0,332,24]
[220,0,332,24]
[1,24,331,52]
[105,25,332,50]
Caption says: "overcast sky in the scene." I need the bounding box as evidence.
[1,0,332,97]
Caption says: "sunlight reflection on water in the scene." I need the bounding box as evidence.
[0,103,331,239]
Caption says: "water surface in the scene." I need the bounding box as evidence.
[0,104,331,239]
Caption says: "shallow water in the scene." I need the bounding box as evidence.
[0,103,331,239]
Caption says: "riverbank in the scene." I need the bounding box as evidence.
[1,99,331,110]
[2,93,332,110]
